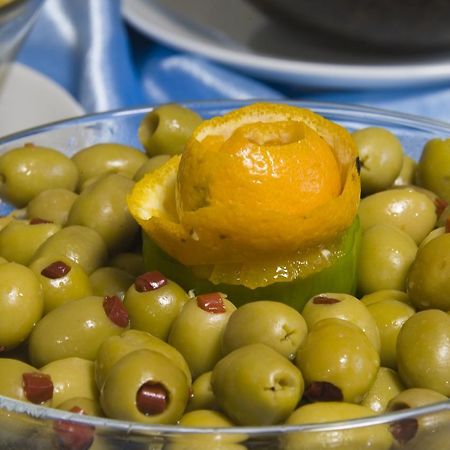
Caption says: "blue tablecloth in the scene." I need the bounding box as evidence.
[16,0,450,122]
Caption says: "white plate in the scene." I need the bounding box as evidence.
[0,63,84,137]
[122,0,450,90]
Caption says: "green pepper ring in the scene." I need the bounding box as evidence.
[142,217,361,312]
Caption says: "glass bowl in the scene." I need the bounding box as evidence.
[0,0,44,84]
[0,100,449,450]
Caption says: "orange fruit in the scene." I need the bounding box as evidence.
[128,103,360,266]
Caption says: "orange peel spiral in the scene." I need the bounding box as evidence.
[128,103,360,266]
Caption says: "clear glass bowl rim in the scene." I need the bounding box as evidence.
[3,99,450,145]
[0,99,449,435]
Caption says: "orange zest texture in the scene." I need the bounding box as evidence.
[128,103,360,266]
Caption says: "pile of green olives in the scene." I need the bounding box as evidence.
[0,105,449,450]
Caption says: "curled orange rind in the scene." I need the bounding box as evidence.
[128,103,360,266]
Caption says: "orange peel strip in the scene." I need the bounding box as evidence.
[128,103,360,266]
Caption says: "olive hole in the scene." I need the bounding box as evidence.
[136,382,169,416]
[267,375,295,392]
[139,113,160,146]
[389,418,418,445]
[147,113,160,137]
[303,381,343,403]
[389,401,410,411]
[312,296,341,305]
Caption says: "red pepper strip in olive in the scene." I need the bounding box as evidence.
[390,419,419,445]
[435,197,448,217]
[303,381,343,403]
[103,295,129,328]
[22,372,53,404]
[41,261,71,279]
[196,292,226,313]
[446,217,450,233]
[29,217,53,225]
[70,406,85,415]
[136,382,168,415]
[312,296,340,305]
[134,271,168,292]
[53,406,95,450]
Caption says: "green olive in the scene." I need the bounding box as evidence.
[283,402,393,450]
[0,144,78,207]
[352,127,404,196]
[386,388,450,449]
[392,155,417,187]
[100,349,190,424]
[357,224,417,295]
[0,262,43,350]
[366,299,415,369]
[395,186,442,219]
[28,295,129,367]
[94,329,191,391]
[221,300,308,360]
[419,226,446,249]
[123,271,189,341]
[0,215,14,232]
[133,154,171,181]
[396,310,450,396]
[437,204,450,227]
[416,138,450,202]
[302,293,380,352]
[138,104,202,157]
[387,387,448,410]
[361,367,405,413]
[0,358,53,405]
[407,233,450,310]
[32,225,108,274]
[57,397,103,417]
[77,173,106,193]
[29,255,93,313]
[109,252,145,277]
[295,318,380,403]
[26,188,78,226]
[168,293,236,379]
[185,371,218,412]
[40,357,98,407]
[52,408,109,450]
[67,174,139,253]
[211,343,304,426]
[167,409,246,450]
[360,289,411,306]
[358,187,437,244]
[0,219,61,265]
[89,266,134,300]
[71,143,148,190]
[177,409,236,427]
